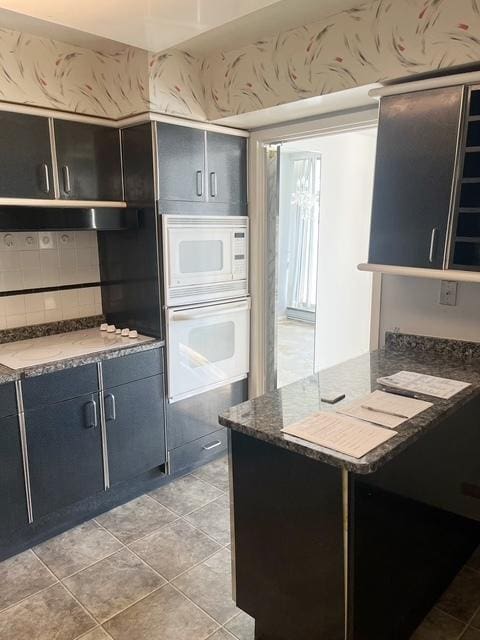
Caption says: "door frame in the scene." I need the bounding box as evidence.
[248,107,380,398]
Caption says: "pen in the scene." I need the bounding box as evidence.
[379,386,421,400]
[360,404,410,420]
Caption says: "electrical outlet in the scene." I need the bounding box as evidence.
[439,280,458,306]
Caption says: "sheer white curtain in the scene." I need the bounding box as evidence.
[286,154,321,312]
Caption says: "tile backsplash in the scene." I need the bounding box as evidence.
[0,231,102,329]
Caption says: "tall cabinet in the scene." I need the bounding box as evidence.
[106,118,249,475]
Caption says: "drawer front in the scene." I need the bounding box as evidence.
[169,428,228,475]
[102,348,163,388]
[22,364,98,410]
[167,378,247,450]
[0,383,17,419]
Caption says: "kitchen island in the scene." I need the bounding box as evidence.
[219,333,480,640]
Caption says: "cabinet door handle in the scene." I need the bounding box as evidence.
[41,163,50,194]
[62,165,71,194]
[209,172,218,198]
[428,227,438,263]
[196,170,203,197]
[105,393,116,421]
[84,399,98,429]
[203,440,222,451]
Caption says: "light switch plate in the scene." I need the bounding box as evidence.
[439,280,458,306]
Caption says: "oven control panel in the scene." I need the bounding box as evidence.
[232,231,247,280]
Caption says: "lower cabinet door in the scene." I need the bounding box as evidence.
[105,375,166,486]
[26,393,104,519]
[0,415,28,538]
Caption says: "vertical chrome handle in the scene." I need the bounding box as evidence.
[196,170,203,197]
[41,163,50,194]
[105,393,116,421]
[209,172,218,198]
[62,165,71,194]
[84,399,98,429]
[429,227,438,263]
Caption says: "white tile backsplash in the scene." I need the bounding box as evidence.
[0,231,102,329]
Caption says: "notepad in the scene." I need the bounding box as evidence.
[337,390,433,429]
[377,371,470,399]
[282,412,396,459]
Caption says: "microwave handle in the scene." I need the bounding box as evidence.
[171,300,250,321]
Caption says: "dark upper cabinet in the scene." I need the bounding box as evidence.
[105,374,166,486]
[157,123,206,202]
[26,392,104,519]
[155,122,247,214]
[206,132,247,207]
[54,120,123,201]
[0,112,53,198]
[0,414,28,539]
[369,86,464,269]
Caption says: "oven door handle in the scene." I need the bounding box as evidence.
[171,300,250,321]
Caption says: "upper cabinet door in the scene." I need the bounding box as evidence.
[54,120,123,201]
[0,112,53,198]
[369,86,464,269]
[206,132,247,209]
[157,123,206,202]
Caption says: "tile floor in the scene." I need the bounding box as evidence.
[277,318,315,388]
[0,454,479,640]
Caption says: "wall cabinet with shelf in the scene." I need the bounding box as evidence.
[365,82,480,279]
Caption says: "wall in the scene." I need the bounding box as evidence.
[379,276,480,344]
[0,231,101,329]
[0,28,207,120]
[203,0,480,120]
[312,130,376,370]
[3,0,480,122]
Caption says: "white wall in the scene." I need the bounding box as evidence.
[315,130,377,369]
[379,276,480,344]
[283,128,377,370]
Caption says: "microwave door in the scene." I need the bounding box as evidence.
[167,227,233,287]
[167,299,250,402]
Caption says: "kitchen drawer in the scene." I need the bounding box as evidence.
[0,383,17,419]
[169,428,228,475]
[22,364,98,410]
[167,378,247,450]
[102,348,163,388]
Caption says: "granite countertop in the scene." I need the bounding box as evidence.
[219,336,480,475]
[0,328,164,382]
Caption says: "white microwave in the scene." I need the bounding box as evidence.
[162,215,248,306]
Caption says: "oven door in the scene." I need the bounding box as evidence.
[167,298,250,402]
[165,224,233,287]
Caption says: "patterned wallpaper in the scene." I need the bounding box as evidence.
[1,0,480,122]
[0,28,207,120]
[203,0,480,119]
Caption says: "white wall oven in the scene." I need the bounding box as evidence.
[163,215,248,306]
[167,298,250,402]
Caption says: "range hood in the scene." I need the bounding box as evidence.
[0,206,139,231]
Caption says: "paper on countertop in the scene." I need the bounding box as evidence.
[336,390,433,429]
[377,371,470,399]
[281,412,396,459]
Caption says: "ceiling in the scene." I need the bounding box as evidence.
[0,0,370,54]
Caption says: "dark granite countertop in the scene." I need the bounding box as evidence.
[219,338,480,475]
[0,336,164,382]
[19,337,165,379]
[0,364,18,384]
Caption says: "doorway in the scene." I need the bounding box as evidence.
[266,123,378,390]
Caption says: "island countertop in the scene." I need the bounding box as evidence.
[219,334,480,474]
